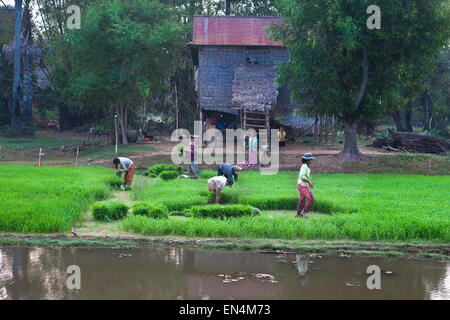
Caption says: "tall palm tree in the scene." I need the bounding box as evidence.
[3,0,42,134]
[10,0,23,135]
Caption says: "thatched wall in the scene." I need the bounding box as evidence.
[232,64,278,111]
[197,46,293,115]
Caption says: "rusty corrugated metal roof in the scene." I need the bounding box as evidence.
[189,16,283,47]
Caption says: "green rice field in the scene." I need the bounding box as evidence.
[124,171,450,241]
[0,166,114,233]
[0,166,448,242]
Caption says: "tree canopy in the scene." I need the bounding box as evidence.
[56,0,186,143]
[271,0,450,161]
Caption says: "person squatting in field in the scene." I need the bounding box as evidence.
[296,153,315,219]
[113,157,136,187]
[217,163,242,188]
[208,176,230,203]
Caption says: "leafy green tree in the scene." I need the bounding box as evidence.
[59,0,186,143]
[271,0,449,161]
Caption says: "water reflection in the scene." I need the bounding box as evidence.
[0,246,448,300]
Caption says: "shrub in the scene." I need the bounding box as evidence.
[170,209,192,217]
[132,202,168,219]
[191,204,255,219]
[159,170,179,181]
[148,164,182,176]
[92,201,129,221]
[199,170,217,180]
[105,176,123,190]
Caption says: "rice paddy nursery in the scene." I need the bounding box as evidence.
[191,204,257,219]
[92,201,129,221]
[132,202,169,219]
[1,165,448,242]
[0,166,116,233]
[125,171,450,241]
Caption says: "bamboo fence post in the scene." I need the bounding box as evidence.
[114,115,119,155]
[38,148,42,167]
[324,114,329,145]
[75,146,79,166]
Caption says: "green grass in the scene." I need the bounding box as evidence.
[125,171,450,241]
[79,144,156,160]
[0,166,115,233]
[132,171,351,213]
[0,136,83,150]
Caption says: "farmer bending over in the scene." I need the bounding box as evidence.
[113,157,136,188]
[208,176,229,203]
[217,163,242,188]
[296,153,315,219]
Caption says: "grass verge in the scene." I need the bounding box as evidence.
[0,166,116,233]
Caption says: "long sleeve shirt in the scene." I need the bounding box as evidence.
[208,176,227,192]
[119,157,134,172]
[218,164,235,187]
[298,163,311,187]
[185,149,198,163]
[248,137,258,150]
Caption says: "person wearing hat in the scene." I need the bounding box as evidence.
[296,153,315,218]
[217,163,242,188]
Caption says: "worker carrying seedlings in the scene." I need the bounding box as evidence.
[296,153,315,219]
[217,163,242,188]
[113,157,136,188]
[208,176,230,203]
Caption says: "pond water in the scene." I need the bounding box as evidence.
[0,246,448,300]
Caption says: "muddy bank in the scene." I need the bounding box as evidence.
[0,234,448,261]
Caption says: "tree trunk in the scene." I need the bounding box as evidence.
[58,103,71,130]
[23,58,33,133]
[115,103,128,145]
[338,116,365,162]
[392,110,406,132]
[11,0,23,135]
[404,102,413,133]
[313,115,318,143]
[22,3,33,134]
[225,0,231,15]
[421,90,432,132]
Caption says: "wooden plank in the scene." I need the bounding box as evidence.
[245,117,266,122]
[245,111,266,115]
[246,124,266,128]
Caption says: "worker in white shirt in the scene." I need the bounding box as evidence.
[208,176,230,204]
[113,157,136,187]
[296,153,315,219]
